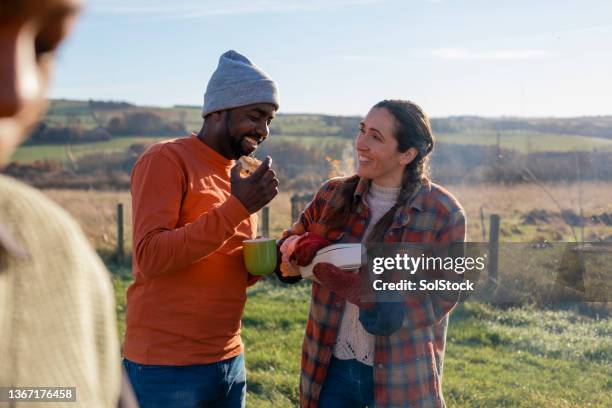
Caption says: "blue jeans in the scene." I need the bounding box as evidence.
[318,357,374,408]
[123,354,246,408]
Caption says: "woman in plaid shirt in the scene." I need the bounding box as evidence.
[277,100,466,408]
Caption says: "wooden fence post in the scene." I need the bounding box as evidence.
[489,214,500,281]
[261,207,270,237]
[291,193,315,223]
[291,195,298,222]
[117,203,124,261]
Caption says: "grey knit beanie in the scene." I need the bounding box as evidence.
[203,50,279,117]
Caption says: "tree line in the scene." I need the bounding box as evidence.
[26,111,187,145]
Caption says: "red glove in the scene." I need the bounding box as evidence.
[291,233,330,266]
[313,263,374,309]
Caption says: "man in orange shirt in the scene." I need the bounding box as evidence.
[123,50,279,408]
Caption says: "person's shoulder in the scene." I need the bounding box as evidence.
[319,175,360,195]
[424,181,465,218]
[136,136,191,165]
[0,175,101,257]
[0,175,75,226]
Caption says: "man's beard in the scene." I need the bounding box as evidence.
[225,114,251,159]
[229,135,248,158]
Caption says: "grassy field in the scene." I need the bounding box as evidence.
[436,130,612,153]
[10,129,612,164]
[109,267,611,407]
[447,182,612,242]
[11,136,169,164]
[10,135,348,164]
[45,99,205,131]
[44,181,612,253]
[39,183,611,407]
[45,189,134,252]
[12,102,612,165]
[29,100,610,406]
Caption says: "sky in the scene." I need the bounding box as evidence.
[49,0,612,117]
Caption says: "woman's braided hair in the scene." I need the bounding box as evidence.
[324,99,434,243]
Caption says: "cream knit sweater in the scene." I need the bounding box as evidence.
[333,182,400,365]
[0,175,120,407]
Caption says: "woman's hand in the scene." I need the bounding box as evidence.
[280,260,301,278]
[291,233,330,266]
[313,263,365,305]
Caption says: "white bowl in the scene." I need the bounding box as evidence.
[299,243,363,279]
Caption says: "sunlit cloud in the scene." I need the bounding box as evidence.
[431,48,552,60]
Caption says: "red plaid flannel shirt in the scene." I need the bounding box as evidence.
[282,176,466,408]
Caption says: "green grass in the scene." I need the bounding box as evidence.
[444,302,611,407]
[109,264,611,407]
[271,129,612,153]
[242,281,311,407]
[10,136,169,163]
[437,130,612,153]
[9,134,348,164]
[273,130,612,153]
[444,343,610,407]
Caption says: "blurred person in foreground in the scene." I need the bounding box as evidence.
[277,100,466,407]
[123,50,279,408]
[0,0,137,407]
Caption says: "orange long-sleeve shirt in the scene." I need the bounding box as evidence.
[124,133,259,365]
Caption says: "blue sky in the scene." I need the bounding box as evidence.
[50,0,612,117]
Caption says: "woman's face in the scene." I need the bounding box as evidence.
[355,107,417,187]
[0,0,81,165]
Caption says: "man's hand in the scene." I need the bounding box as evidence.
[231,156,279,214]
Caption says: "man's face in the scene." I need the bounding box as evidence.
[0,0,81,164]
[222,102,276,159]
